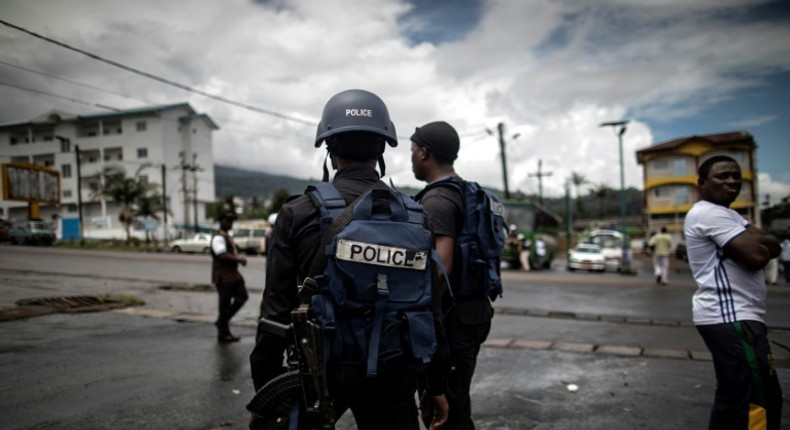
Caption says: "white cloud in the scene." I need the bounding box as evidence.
[0,0,787,200]
[757,172,790,206]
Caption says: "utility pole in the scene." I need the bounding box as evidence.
[178,151,190,234]
[600,120,631,274]
[75,144,83,246]
[191,154,203,234]
[487,122,520,200]
[161,163,168,245]
[528,159,553,205]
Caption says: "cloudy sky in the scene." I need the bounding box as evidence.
[1,0,789,203]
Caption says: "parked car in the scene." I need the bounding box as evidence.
[233,227,269,255]
[567,243,606,272]
[170,233,212,254]
[9,220,56,246]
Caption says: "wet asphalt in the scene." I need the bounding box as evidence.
[0,246,788,429]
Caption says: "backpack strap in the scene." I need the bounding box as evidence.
[305,180,389,282]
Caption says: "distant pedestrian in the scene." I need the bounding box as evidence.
[534,237,546,270]
[781,238,790,284]
[647,227,672,284]
[764,257,778,285]
[210,211,248,343]
[684,155,783,429]
[518,234,531,272]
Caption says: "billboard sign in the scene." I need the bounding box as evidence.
[2,162,61,204]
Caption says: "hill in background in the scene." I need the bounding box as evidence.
[214,164,642,219]
[214,165,422,200]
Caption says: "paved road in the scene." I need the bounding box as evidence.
[1,245,788,429]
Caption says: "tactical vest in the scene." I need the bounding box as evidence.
[306,183,439,377]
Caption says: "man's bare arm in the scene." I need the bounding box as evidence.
[725,226,780,271]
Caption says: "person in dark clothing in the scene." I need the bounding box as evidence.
[411,121,493,430]
[210,211,248,343]
[249,89,449,430]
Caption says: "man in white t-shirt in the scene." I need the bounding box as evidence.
[684,155,782,429]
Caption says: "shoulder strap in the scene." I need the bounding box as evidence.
[415,176,464,201]
[306,180,389,280]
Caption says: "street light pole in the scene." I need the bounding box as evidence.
[600,120,631,273]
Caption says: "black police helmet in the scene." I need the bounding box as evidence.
[315,89,398,148]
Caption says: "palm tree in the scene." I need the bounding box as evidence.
[571,172,588,218]
[589,183,613,219]
[93,166,158,243]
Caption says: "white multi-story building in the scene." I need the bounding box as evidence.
[0,103,218,240]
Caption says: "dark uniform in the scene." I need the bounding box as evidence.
[417,176,493,430]
[250,164,449,430]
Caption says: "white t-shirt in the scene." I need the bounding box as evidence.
[684,200,766,325]
[211,234,228,255]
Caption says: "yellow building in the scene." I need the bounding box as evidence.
[636,131,760,241]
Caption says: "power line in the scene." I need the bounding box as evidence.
[0,81,122,112]
[0,59,161,105]
[0,19,317,127]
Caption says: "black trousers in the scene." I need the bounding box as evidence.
[255,365,420,430]
[215,279,248,335]
[697,321,783,430]
[443,312,492,430]
[332,364,420,430]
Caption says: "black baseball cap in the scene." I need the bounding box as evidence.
[410,121,460,161]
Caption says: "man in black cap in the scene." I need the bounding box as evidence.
[411,121,493,430]
[210,211,248,342]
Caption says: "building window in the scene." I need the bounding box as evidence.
[60,139,71,153]
[654,187,667,197]
[10,137,18,145]
[653,159,668,170]
[672,158,687,176]
[62,164,72,178]
[675,187,689,204]
[63,189,72,198]
[136,121,147,131]
[139,175,148,186]
[137,148,148,159]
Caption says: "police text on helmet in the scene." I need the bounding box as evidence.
[345,108,372,117]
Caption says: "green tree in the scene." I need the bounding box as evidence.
[92,166,158,243]
[589,183,613,219]
[268,188,291,216]
[571,172,588,218]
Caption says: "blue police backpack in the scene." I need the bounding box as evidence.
[305,182,439,377]
[416,177,506,300]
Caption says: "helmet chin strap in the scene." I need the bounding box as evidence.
[378,154,386,178]
[322,150,332,182]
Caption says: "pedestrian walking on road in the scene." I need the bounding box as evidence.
[647,226,672,284]
[684,155,783,430]
[210,211,248,343]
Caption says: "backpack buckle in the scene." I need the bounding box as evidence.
[376,274,389,296]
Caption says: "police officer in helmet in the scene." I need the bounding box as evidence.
[249,89,449,430]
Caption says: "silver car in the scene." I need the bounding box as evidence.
[567,243,606,272]
[170,233,212,254]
